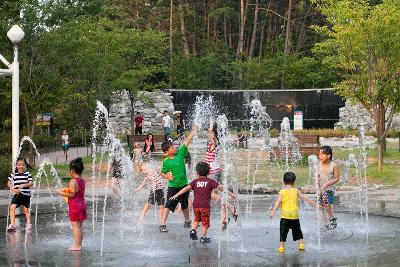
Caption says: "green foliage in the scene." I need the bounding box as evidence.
[232,54,337,89]
[32,134,56,148]
[171,45,236,89]
[33,18,169,129]
[313,0,400,116]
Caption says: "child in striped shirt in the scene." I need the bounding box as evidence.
[134,162,165,224]
[7,158,34,231]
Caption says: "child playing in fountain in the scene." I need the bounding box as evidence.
[318,145,340,229]
[134,162,165,224]
[57,157,87,251]
[111,150,123,197]
[170,162,236,243]
[159,126,197,233]
[7,157,34,232]
[205,119,238,231]
[269,171,316,253]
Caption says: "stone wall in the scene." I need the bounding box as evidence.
[335,100,400,130]
[108,90,175,134]
[108,90,132,134]
[133,90,175,133]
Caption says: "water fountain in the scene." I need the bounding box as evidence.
[90,101,137,256]
[308,155,321,250]
[245,100,273,218]
[277,117,302,172]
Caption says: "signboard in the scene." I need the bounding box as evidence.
[294,110,303,130]
[35,113,53,126]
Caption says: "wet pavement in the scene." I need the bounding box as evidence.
[1,196,400,266]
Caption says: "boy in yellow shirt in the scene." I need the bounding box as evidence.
[269,172,316,252]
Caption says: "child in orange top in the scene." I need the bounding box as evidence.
[269,172,316,253]
[57,157,87,251]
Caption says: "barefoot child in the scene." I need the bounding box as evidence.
[269,171,316,253]
[57,157,87,251]
[318,145,340,229]
[159,126,197,233]
[134,162,165,224]
[170,162,236,243]
[7,158,33,231]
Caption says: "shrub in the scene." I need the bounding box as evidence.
[0,156,12,189]
[294,128,359,138]
[32,134,56,148]
[0,131,11,155]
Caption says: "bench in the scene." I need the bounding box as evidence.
[294,134,320,157]
[273,134,320,159]
[130,134,183,157]
[131,134,165,143]
[129,134,165,155]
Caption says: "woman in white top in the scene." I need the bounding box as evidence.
[61,130,69,161]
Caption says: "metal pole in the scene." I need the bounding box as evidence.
[11,45,19,162]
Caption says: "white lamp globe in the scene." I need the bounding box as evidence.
[7,25,25,44]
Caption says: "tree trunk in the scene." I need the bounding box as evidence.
[223,15,227,45]
[178,2,190,57]
[228,17,232,48]
[237,0,247,57]
[284,0,293,55]
[375,101,385,173]
[258,17,266,61]
[249,0,259,59]
[295,4,312,54]
[169,0,174,88]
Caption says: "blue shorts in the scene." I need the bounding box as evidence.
[319,190,334,205]
[164,127,171,135]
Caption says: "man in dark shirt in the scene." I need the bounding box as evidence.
[134,112,144,135]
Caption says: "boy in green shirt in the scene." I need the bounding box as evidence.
[159,126,197,232]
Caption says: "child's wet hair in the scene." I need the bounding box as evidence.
[283,171,296,185]
[70,157,84,175]
[196,162,210,176]
[320,145,333,159]
[161,140,173,152]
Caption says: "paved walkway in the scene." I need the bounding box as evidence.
[38,146,92,165]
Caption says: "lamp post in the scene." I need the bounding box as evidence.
[0,25,25,162]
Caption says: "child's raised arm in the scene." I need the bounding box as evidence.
[269,194,282,218]
[297,189,317,207]
[169,184,192,200]
[183,126,198,147]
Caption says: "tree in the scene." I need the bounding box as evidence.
[313,0,400,172]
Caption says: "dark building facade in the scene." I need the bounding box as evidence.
[169,89,345,130]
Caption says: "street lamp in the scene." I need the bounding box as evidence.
[0,25,25,162]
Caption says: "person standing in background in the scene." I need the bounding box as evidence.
[61,130,69,162]
[134,112,144,135]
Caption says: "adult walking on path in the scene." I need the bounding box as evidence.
[61,130,69,162]
[162,110,172,141]
[134,112,144,135]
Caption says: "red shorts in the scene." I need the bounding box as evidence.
[193,208,210,228]
[68,202,87,222]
